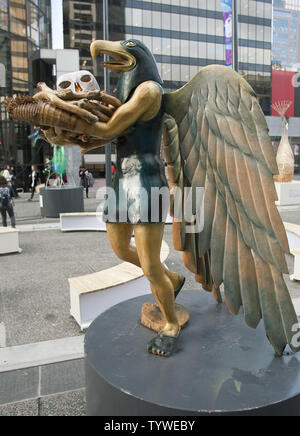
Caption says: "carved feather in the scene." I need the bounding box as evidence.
[163,65,299,355]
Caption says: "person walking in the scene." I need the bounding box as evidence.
[28,165,39,201]
[79,167,90,198]
[3,164,17,198]
[0,176,16,228]
[9,166,19,198]
[88,170,94,189]
[83,169,90,198]
[3,165,11,184]
[79,167,86,183]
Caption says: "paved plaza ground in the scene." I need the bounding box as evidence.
[0,178,300,415]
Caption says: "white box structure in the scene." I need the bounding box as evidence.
[275,181,300,206]
[69,241,169,330]
[292,298,300,317]
[0,227,21,255]
[284,222,300,282]
[61,212,173,233]
[60,213,106,232]
[292,248,300,282]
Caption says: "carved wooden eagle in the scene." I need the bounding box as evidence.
[5,39,299,356]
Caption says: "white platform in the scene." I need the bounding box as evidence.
[0,227,21,255]
[276,181,300,206]
[292,250,300,282]
[60,212,106,232]
[284,222,300,282]
[69,240,170,330]
[293,297,300,317]
[61,212,173,232]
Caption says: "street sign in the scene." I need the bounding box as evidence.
[0,63,5,87]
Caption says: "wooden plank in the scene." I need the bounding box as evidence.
[69,240,169,295]
[284,222,300,237]
[0,227,19,234]
[60,212,102,218]
[141,302,190,333]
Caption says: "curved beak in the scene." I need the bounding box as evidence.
[90,40,136,72]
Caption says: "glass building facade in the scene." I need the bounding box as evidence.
[125,0,272,104]
[285,0,300,11]
[62,0,273,170]
[0,0,52,167]
[63,0,272,113]
[273,0,300,70]
[63,0,125,89]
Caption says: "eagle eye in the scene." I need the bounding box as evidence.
[126,41,136,47]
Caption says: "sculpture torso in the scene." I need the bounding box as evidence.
[104,83,168,224]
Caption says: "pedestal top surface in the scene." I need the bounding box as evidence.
[85,291,300,414]
[40,186,83,193]
[275,180,300,186]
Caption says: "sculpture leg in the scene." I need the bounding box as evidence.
[106,222,182,356]
[106,223,183,294]
[134,223,181,357]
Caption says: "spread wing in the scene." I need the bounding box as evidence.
[163,65,299,356]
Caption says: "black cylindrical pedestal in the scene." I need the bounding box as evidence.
[85,292,300,416]
[40,187,84,218]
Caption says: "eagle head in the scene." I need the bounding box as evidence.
[90,39,163,103]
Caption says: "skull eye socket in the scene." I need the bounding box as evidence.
[80,74,92,83]
[59,81,72,89]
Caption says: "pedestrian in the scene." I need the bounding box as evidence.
[2,164,16,197]
[79,167,86,183]
[28,165,39,201]
[83,169,90,198]
[10,166,19,198]
[0,176,16,228]
[79,167,90,198]
[53,173,61,187]
[3,165,11,184]
[88,170,94,188]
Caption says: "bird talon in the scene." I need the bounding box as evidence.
[147,332,180,357]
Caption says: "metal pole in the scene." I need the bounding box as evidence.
[232,0,239,72]
[0,63,6,87]
[103,0,112,187]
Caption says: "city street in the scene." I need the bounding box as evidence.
[0,179,300,415]
[2,0,300,419]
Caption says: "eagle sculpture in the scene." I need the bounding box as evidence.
[4,39,300,358]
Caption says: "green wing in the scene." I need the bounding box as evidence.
[163,65,299,356]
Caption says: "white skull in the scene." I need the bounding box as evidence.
[57,70,100,93]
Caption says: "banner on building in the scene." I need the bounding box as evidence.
[220,0,233,67]
[272,70,300,118]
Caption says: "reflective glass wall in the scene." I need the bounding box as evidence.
[0,0,52,167]
[237,0,272,113]
[273,0,300,70]
[63,0,125,89]
[124,0,272,111]
[63,0,272,112]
